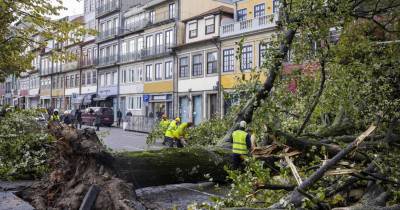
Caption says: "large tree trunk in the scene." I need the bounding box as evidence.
[114,148,230,189]
[20,123,230,210]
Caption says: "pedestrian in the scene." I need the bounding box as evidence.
[174,122,193,148]
[63,111,72,125]
[164,117,180,147]
[50,109,61,122]
[160,114,170,145]
[230,121,252,170]
[123,112,132,131]
[75,109,82,129]
[117,109,122,127]
[95,111,101,131]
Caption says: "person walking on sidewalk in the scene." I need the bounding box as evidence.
[95,111,101,131]
[117,109,122,127]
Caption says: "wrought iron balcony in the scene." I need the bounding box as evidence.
[98,56,118,67]
[97,27,120,42]
[96,1,119,18]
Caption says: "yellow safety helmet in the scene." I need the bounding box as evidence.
[175,117,181,122]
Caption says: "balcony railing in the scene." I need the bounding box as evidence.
[98,56,118,67]
[220,14,278,38]
[79,59,98,68]
[120,44,175,63]
[97,27,120,42]
[122,19,150,34]
[151,11,176,26]
[96,1,119,17]
[62,61,79,72]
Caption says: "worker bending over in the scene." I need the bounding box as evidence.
[164,117,180,147]
[174,122,193,148]
[231,121,252,170]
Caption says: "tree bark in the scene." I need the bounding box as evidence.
[113,148,231,189]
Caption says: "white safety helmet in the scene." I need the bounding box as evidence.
[54,109,59,113]
[239,121,247,128]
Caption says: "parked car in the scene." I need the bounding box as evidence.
[81,107,114,127]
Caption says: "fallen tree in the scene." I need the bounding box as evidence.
[19,123,230,210]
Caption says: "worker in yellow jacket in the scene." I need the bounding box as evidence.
[174,122,193,148]
[164,117,180,147]
[160,114,171,145]
[230,121,252,170]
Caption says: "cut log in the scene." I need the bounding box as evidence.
[113,147,231,189]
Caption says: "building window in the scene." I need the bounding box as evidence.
[122,69,127,83]
[65,76,70,88]
[92,71,97,84]
[86,72,91,85]
[189,22,198,38]
[113,71,118,85]
[82,73,86,85]
[106,73,111,86]
[273,0,280,13]
[165,30,174,48]
[169,3,176,19]
[241,45,253,70]
[155,63,162,80]
[128,96,142,110]
[223,49,234,72]
[205,17,215,34]
[75,74,80,88]
[149,10,155,23]
[237,9,247,21]
[259,43,269,67]
[165,61,173,79]
[192,54,203,76]
[179,57,189,78]
[145,35,153,55]
[145,65,152,81]
[254,3,265,17]
[207,52,217,74]
[155,33,163,54]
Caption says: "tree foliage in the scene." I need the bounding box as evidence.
[0,0,93,81]
[0,109,54,180]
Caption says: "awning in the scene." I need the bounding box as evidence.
[93,95,115,102]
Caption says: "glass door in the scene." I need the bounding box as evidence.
[192,95,203,125]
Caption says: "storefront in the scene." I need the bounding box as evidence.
[144,94,173,119]
[27,88,40,109]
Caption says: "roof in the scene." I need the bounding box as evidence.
[182,6,234,22]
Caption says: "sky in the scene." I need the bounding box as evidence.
[53,0,84,19]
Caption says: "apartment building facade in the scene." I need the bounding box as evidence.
[175,6,234,125]
[219,0,279,114]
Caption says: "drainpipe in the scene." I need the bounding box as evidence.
[211,36,222,119]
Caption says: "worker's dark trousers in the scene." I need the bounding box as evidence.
[176,139,184,148]
[232,154,245,170]
[164,136,173,146]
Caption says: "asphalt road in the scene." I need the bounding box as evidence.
[85,125,164,152]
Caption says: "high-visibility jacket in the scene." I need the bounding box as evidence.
[165,120,178,138]
[232,130,249,155]
[160,119,170,131]
[174,123,189,139]
[50,114,60,122]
